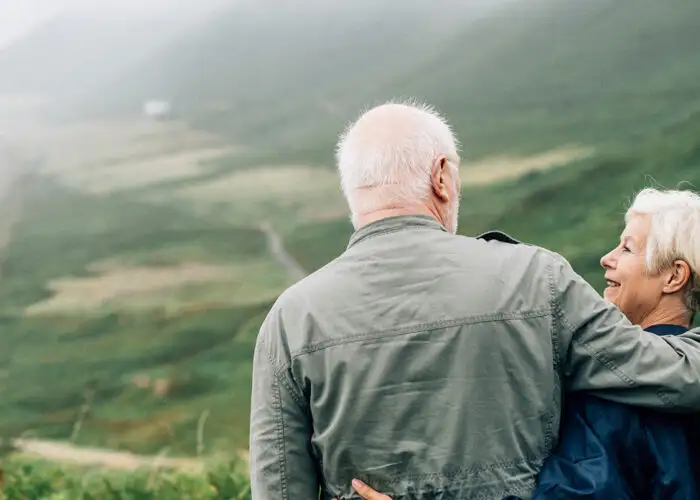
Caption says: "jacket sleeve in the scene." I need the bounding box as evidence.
[550,252,700,411]
[249,308,320,500]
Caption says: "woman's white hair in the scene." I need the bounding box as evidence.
[626,187,700,313]
[335,99,460,224]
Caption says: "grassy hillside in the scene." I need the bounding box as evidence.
[2,1,700,492]
[407,0,700,156]
[3,115,699,500]
[273,0,700,160]
[0,175,285,455]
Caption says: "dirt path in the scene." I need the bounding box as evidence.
[260,221,307,283]
[11,438,205,472]
[460,145,593,186]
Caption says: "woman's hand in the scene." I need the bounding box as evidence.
[350,479,393,500]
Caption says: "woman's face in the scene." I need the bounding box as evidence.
[599,215,669,325]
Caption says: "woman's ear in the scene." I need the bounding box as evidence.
[663,260,692,294]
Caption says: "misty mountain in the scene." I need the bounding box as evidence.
[72,0,700,157]
[240,0,700,157]
[396,0,700,143]
[65,0,514,124]
[4,0,700,159]
[0,2,230,100]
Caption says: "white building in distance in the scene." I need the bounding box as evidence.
[143,100,172,120]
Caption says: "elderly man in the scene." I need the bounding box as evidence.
[248,101,700,499]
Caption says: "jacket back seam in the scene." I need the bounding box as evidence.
[283,308,551,373]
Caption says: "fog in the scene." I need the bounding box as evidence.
[0,0,238,47]
[0,0,503,46]
[0,0,514,142]
[0,0,243,42]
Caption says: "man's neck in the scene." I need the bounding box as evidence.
[354,205,443,230]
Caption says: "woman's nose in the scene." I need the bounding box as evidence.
[600,250,615,270]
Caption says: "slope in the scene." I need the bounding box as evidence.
[279,0,700,160]
[74,0,700,161]
[399,0,700,155]
[3,0,700,459]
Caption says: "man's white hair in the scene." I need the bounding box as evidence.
[626,187,700,313]
[335,100,460,224]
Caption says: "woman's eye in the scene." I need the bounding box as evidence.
[622,246,631,252]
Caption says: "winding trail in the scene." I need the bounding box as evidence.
[259,220,307,283]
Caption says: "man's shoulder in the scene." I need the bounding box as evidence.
[281,255,345,296]
[257,257,351,358]
[266,255,346,319]
[471,229,559,265]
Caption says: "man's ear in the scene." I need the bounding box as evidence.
[663,260,692,294]
[430,156,449,202]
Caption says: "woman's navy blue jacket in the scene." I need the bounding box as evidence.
[532,324,700,500]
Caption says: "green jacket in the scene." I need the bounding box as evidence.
[249,215,700,499]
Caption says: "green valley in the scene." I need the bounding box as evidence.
[0,0,699,496]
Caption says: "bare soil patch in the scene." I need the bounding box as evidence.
[177,164,348,222]
[181,164,340,199]
[13,438,204,472]
[24,259,287,315]
[57,147,230,193]
[460,146,594,186]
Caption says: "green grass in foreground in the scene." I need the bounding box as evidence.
[0,458,251,499]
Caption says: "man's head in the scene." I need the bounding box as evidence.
[335,100,461,233]
[600,187,700,327]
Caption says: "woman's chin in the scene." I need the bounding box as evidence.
[603,287,619,302]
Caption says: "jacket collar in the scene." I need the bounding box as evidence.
[475,230,522,245]
[645,324,688,336]
[347,215,447,249]
[347,216,525,249]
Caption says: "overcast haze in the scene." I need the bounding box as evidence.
[0,0,236,47]
[0,0,504,47]
[0,0,512,129]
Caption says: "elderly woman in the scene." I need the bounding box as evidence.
[347,187,700,500]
